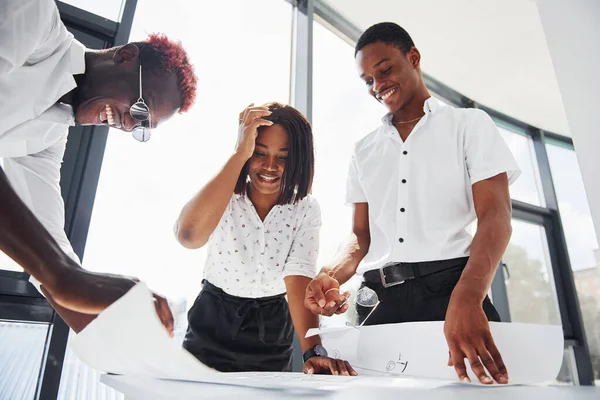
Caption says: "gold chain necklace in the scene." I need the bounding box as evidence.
[393,114,425,124]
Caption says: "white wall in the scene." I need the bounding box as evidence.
[536,0,600,243]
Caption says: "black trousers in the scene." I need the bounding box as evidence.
[357,263,501,325]
[183,280,294,372]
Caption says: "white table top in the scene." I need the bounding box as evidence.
[101,373,600,400]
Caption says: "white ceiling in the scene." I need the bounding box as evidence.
[324,0,570,136]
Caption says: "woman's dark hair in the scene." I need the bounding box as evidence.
[234,102,314,205]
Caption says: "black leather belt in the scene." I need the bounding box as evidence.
[363,257,469,288]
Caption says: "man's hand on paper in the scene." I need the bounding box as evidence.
[303,356,358,376]
[305,272,350,316]
[151,292,175,337]
[44,267,175,336]
[444,290,508,385]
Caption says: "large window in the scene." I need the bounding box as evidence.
[58,0,293,396]
[311,20,383,327]
[546,141,600,381]
[81,0,292,322]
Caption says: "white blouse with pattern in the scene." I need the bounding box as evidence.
[202,194,321,298]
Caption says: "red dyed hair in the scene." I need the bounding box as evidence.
[134,33,197,113]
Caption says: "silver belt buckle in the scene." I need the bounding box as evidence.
[379,263,405,288]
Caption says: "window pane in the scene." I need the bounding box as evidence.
[311,21,383,328]
[502,221,581,383]
[60,0,126,22]
[496,125,545,206]
[57,332,124,400]
[546,143,600,382]
[58,0,292,396]
[0,321,50,399]
[503,219,561,325]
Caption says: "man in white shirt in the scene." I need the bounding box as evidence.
[0,0,198,334]
[304,23,520,384]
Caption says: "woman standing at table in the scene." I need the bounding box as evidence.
[175,103,355,375]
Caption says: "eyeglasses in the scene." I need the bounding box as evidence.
[130,64,152,142]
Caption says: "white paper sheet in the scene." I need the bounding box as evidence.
[71,282,217,381]
[169,371,449,391]
[100,373,449,400]
[307,321,564,384]
[72,283,446,393]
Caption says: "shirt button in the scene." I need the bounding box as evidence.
[400,208,405,212]
[402,179,407,183]
[403,151,408,155]
[398,238,404,243]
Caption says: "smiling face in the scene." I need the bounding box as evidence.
[73,44,182,133]
[356,41,422,114]
[248,124,289,199]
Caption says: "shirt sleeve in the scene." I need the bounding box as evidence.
[3,134,80,294]
[2,134,80,264]
[345,153,367,205]
[283,197,321,279]
[464,109,521,185]
[0,0,57,77]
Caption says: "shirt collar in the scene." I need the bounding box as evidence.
[69,39,86,75]
[381,96,440,125]
[58,39,85,122]
[38,103,77,126]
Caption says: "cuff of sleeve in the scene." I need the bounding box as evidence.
[282,268,316,279]
[470,167,521,186]
[344,197,368,207]
[28,275,44,297]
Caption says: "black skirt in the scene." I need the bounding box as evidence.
[183,280,294,372]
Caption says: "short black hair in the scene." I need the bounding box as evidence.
[355,22,415,56]
[234,103,314,205]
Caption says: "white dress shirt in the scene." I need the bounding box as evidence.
[0,0,85,266]
[202,194,321,298]
[346,97,521,275]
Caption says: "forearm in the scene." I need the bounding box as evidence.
[0,167,73,291]
[176,152,248,248]
[285,276,322,352]
[320,232,370,285]
[40,286,96,333]
[455,215,512,301]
